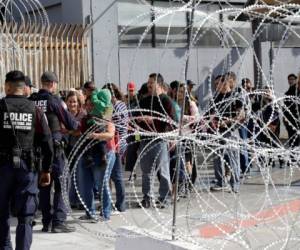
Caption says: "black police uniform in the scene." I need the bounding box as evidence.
[30,89,78,232]
[0,95,53,250]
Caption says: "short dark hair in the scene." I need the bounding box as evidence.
[5,70,25,84]
[170,80,180,90]
[138,83,149,97]
[83,81,96,90]
[214,75,222,81]
[288,74,297,79]
[241,78,251,88]
[149,73,164,85]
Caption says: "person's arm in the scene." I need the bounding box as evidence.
[35,107,54,186]
[89,122,115,141]
[189,101,199,117]
[51,98,79,131]
[183,100,199,123]
[35,107,54,172]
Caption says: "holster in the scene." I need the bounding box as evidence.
[53,140,65,158]
[35,148,43,173]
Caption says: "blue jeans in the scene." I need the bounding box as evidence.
[111,153,126,212]
[139,140,171,201]
[214,133,240,191]
[78,151,115,219]
[239,127,250,174]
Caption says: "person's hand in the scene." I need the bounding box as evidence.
[237,109,246,123]
[60,127,69,134]
[89,132,100,140]
[136,116,153,123]
[39,172,51,187]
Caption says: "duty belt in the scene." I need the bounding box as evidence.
[0,149,36,171]
[0,149,33,158]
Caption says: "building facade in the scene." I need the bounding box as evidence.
[16,0,300,102]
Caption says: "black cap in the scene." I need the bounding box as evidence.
[5,70,26,87]
[41,71,58,83]
[288,73,297,79]
[25,76,33,87]
[187,80,195,86]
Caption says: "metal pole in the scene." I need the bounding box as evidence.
[151,0,156,48]
[185,0,195,80]
[252,19,262,89]
[10,1,16,70]
[89,0,95,81]
[172,0,195,241]
[269,41,274,85]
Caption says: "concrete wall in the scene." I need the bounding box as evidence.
[61,0,84,24]
[38,0,61,7]
[81,0,120,85]
[15,1,300,97]
[42,5,62,23]
[118,45,300,100]
[22,0,84,24]
[261,44,300,96]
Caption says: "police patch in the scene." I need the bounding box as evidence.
[35,100,48,113]
[3,112,33,131]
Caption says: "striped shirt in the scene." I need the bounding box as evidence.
[112,101,129,156]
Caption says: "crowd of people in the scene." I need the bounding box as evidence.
[1,69,300,250]
[51,71,300,215]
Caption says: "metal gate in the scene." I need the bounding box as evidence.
[0,22,90,92]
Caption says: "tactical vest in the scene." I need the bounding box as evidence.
[0,97,36,151]
[30,92,61,132]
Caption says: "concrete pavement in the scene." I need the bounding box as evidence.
[8,167,300,250]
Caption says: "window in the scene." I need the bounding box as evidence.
[118,0,252,48]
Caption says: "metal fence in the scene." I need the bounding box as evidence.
[0,22,90,92]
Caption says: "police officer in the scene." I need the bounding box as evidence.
[24,76,33,97]
[30,71,78,233]
[0,70,53,250]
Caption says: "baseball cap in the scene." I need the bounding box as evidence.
[187,80,195,86]
[5,70,26,87]
[41,71,58,83]
[127,81,135,91]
